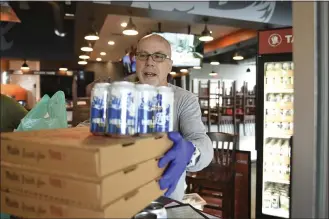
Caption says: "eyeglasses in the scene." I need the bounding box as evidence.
[136,52,171,62]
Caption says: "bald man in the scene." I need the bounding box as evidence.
[136,34,213,201]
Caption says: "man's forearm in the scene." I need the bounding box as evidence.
[186,135,213,172]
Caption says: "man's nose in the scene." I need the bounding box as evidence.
[146,55,155,66]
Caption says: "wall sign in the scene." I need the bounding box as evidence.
[98,1,292,26]
[258,28,293,55]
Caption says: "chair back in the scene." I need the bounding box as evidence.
[207,132,237,170]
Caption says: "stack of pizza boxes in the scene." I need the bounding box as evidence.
[0,126,172,218]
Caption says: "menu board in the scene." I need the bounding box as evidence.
[262,61,294,218]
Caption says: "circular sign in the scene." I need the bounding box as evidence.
[268,33,282,47]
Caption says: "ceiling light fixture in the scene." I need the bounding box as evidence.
[193,66,201,69]
[170,71,176,75]
[100,52,106,56]
[20,60,30,71]
[108,41,115,45]
[81,41,93,52]
[180,69,188,73]
[233,52,244,60]
[210,61,220,65]
[84,17,99,41]
[122,17,138,36]
[78,60,88,65]
[199,17,213,42]
[79,54,90,60]
[59,67,68,71]
[96,58,102,62]
[209,71,217,76]
[121,22,127,27]
[246,68,251,73]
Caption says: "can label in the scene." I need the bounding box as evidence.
[90,84,110,134]
[155,93,173,133]
[136,92,157,134]
[107,87,136,135]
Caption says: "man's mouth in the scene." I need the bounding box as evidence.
[144,72,157,77]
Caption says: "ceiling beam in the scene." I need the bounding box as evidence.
[204,29,257,54]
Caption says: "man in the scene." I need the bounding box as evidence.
[0,94,27,132]
[136,34,213,201]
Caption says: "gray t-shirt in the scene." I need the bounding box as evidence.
[167,83,213,201]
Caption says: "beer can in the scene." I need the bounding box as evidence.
[144,202,167,219]
[107,81,136,137]
[135,84,157,135]
[134,212,157,219]
[155,86,174,133]
[90,83,110,135]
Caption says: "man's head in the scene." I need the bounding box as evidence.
[136,34,173,87]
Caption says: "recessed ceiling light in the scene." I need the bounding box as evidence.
[193,66,201,69]
[121,22,127,27]
[100,52,106,56]
[170,72,176,75]
[108,41,115,45]
[210,61,220,65]
[79,54,90,59]
[78,60,87,65]
[96,58,102,62]
[180,69,188,73]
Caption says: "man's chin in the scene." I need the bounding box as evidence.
[142,77,159,86]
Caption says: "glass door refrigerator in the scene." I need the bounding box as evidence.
[256,27,293,219]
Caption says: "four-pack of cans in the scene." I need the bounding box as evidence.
[90,81,174,136]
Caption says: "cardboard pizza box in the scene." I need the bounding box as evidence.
[1,179,163,218]
[0,158,163,208]
[0,127,172,177]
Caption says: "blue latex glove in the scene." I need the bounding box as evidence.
[158,132,195,196]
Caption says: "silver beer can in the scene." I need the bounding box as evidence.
[144,202,167,219]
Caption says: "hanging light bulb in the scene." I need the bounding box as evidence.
[78,60,88,65]
[199,24,213,42]
[59,67,68,71]
[84,31,99,41]
[84,18,99,40]
[209,70,217,76]
[21,60,30,71]
[233,52,244,60]
[79,53,90,60]
[210,61,220,65]
[123,17,138,36]
[81,41,93,52]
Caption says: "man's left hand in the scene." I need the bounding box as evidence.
[158,132,195,196]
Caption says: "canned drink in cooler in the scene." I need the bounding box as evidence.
[155,86,174,133]
[107,81,136,136]
[90,83,111,135]
[135,84,157,135]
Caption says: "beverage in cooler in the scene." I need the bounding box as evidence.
[262,61,293,218]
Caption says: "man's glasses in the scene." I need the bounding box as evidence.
[136,52,171,62]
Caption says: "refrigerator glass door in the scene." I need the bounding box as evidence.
[262,61,294,218]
